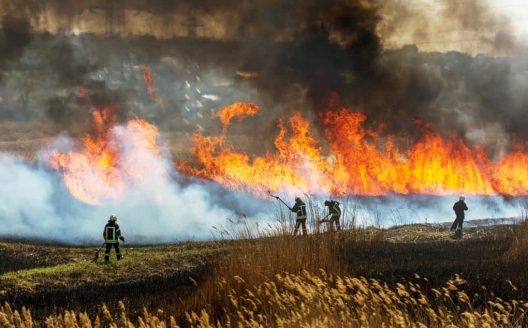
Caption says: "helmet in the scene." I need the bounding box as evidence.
[295,197,301,202]
[459,196,465,201]
[109,214,117,221]
[324,200,331,206]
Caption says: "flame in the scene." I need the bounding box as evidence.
[214,102,259,127]
[143,65,156,98]
[48,104,161,205]
[181,103,528,197]
[182,112,328,196]
[49,100,528,203]
[143,65,167,105]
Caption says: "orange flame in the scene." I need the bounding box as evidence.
[214,102,259,127]
[143,65,156,98]
[181,103,528,197]
[143,65,167,105]
[48,104,161,205]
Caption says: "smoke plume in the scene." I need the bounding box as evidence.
[1,0,525,149]
[0,0,527,242]
[0,122,273,244]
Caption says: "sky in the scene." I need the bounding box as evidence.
[3,0,525,56]
[380,0,528,54]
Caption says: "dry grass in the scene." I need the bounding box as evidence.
[0,221,524,327]
[506,219,528,260]
[385,224,516,243]
[1,270,526,327]
[0,121,62,161]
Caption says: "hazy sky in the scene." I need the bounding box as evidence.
[380,0,528,54]
[2,0,523,56]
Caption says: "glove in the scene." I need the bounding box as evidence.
[119,236,125,242]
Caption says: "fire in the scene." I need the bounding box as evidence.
[181,103,528,197]
[143,65,167,105]
[48,104,161,205]
[183,112,328,196]
[49,100,528,202]
[143,65,156,99]
[214,102,259,127]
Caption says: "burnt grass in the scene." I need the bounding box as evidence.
[347,238,523,299]
[0,225,525,324]
[5,266,207,322]
[0,240,93,274]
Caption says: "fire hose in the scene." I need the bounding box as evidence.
[92,238,126,263]
[267,190,292,210]
[92,242,106,263]
[319,213,331,223]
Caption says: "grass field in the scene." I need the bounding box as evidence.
[1,222,527,327]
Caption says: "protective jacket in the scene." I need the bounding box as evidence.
[103,221,122,244]
[291,200,307,221]
[453,200,468,218]
[327,200,341,217]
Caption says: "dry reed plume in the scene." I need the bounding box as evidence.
[0,217,522,327]
[506,219,528,260]
[1,270,526,327]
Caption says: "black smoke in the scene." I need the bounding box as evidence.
[0,16,32,80]
[0,0,527,154]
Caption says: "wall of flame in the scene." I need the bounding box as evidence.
[180,103,528,198]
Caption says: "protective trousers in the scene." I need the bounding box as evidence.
[450,215,464,231]
[294,219,307,236]
[104,243,122,263]
[329,215,341,231]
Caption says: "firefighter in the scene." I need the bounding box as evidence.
[291,197,308,236]
[103,214,125,263]
[450,197,468,236]
[322,200,342,231]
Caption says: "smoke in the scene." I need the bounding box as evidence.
[1,0,528,243]
[0,111,523,244]
[0,15,32,81]
[1,0,527,149]
[378,0,519,55]
[339,194,524,227]
[0,122,273,244]
[1,146,523,244]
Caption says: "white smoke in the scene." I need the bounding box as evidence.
[0,123,274,244]
[334,195,525,227]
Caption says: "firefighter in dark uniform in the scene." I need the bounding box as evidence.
[450,197,468,234]
[291,197,308,236]
[322,200,342,231]
[103,214,125,263]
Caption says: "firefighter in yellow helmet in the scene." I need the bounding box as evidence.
[103,214,125,263]
[291,197,308,236]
